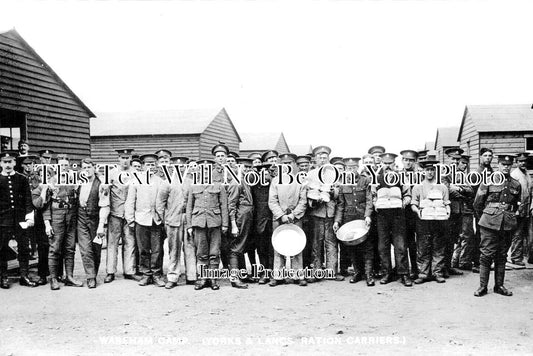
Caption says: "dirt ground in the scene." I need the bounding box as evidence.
[1,246,532,356]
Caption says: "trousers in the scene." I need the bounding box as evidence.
[0,225,30,277]
[106,215,136,275]
[311,216,337,274]
[416,219,446,279]
[377,208,408,275]
[135,222,162,277]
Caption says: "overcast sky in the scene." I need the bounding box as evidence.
[2,0,533,157]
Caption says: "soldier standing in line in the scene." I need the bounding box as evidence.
[44,154,82,290]
[186,159,229,290]
[450,154,476,271]
[400,150,420,280]
[410,159,450,284]
[227,157,254,289]
[368,146,386,167]
[125,153,165,287]
[473,154,521,297]
[443,148,465,278]
[296,155,313,270]
[268,153,308,287]
[372,153,413,287]
[334,157,375,286]
[77,158,110,288]
[508,152,531,267]
[104,149,139,283]
[31,161,51,285]
[18,155,39,259]
[0,151,36,289]
[156,156,193,289]
[38,149,54,165]
[331,157,351,278]
[472,147,494,273]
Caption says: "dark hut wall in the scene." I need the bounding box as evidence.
[0,31,91,160]
[199,109,240,159]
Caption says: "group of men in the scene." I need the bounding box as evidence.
[0,139,531,297]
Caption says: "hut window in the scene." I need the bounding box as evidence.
[526,137,533,152]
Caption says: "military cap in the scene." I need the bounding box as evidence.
[279,153,297,163]
[312,146,332,156]
[343,157,361,166]
[459,155,471,163]
[400,150,419,160]
[330,156,343,165]
[256,163,273,170]
[198,159,216,165]
[237,157,254,167]
[498,154,515,164]
[417,150,428,160]
[247,152,262,161]
[56,153,69,161]
[261,150,279,162]
[368,146,386,155]
[361,154,374,161]
[444,147,464,159]
[380,153,397,164]
[155,149,172,158]
[296,155,311,164]
[116,148,134,156]
[516,152,529,161]
[228,151,240,159]
[0,150,18,161]
[170,156,189,164]
[17,154,39,165]
[418,159,440,168]
[140,153,158,162]
[211,142,229,156]
[131,157,142,164]
[480,147,493,156]
[38,149,55,158]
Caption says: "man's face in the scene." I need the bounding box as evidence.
[499,162,512,175]
[0,159,15,172]
[297,162,310,172]
[252,158,262,167]
[373,153,382,165]
[518,160,526,170]
[280,161,295,174]
[402,158,415,170]
[481,151,493,165]
[214,152,227,165]
[267,156,278,164]
[188,161,198,174]
[58,159,70,171]
[425,167,436,180]
[19,143,29,154]
[144,160,157,174]
[362,157,374,167]
[458,160,467,172]
[227,157,237,168]
[22,161,33,174]
[334,164,345,173]
[158,157,170,166]
[132,161,142,171]
[450,157,459,165]
[315,153,329,167]
[382,161,394,171]
[345,164,359,173]
[40,156,52,164]
[118,155,131,169]
[81,162,95,179]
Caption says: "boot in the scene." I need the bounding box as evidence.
[194,278,207,290]
[64,259,83,287]
[366,274,375,287]
[474,259,490,297]
[50,277,60,290]
[210,279,220,290]
[494,259,512,296]
[231,279,248,289]
[0,275,10,289]
[19,275,37,287]
[87,278,97,289]
[350,273,363,284]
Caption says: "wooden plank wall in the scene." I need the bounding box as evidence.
[199,110,240,159]
[459,111,480,171]
[90,134,200,164]
[275,134,290,154]
[480,132,528,171]
[0,31,91,161]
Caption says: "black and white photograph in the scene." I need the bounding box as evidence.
[1,0,533,355]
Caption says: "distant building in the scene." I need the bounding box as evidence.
[90,108,241,163]
[239,132,289,157]
[289,144,313,157]
[434,127,460,164]
[458,104,533,171]
[0,29,94,160]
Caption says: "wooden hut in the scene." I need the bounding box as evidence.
[239,132,290,157]
[434,127,460,164]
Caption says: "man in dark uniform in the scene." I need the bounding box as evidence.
[227,157,254,289]
[368,146,386,166]
[0,151,37,288]
[334,157,375,286]
[31,163,52,285]
[472,147,494,273]
[400,149,420,279]
[38,149,54,165]
[473,154,521,297]
[296,155,313,270]
[186,159,229,290]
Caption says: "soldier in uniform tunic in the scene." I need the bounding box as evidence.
[334,157,375,286]
[77,158,110,288]
[31,162,52,285]
[331,157,351,278]
[105,149,138,283]
[44,154,82,290]
[368,146,386,167]
[473,154,521,297]
[296,155,313,270]
[361,154,382,278]
[186,159,229,290]
[400,149,421,279]
[0,151,36,288]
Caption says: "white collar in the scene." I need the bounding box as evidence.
[1,170,16,176]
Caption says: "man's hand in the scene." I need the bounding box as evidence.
[128,221,135,228]
[222,227,228,234]
[231,224,239,237]
[332,222,339,233]
[45,221,54,237]
[26,218,34,228]
[187,228,193,236]
[365,217,371,227]
[281,215,290,224]
[97,224,105,237]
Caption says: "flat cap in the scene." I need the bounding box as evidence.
[380,152,398,164]
[312,146,332,156]
[444,147,464,159]
[155,149,172,158]
[279,153,297,163]
[400,150,419,160]
[0,150,18,161]
[116,148,134,156]
[516,152,529,162]
[38,149,55,158]
[140,153,158,162]
[170,156,189,164]
[368,146,386,155]
[211,142,229,156]
[498,154,515,164]
[343,157,361,166]
[296,155,311,164]
[261,150,279,162]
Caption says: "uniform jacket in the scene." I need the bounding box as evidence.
[42,179,78,221]
[474,175,521,231]
[511,167,532,217]
[186,182,229,229]
[108,167,132,219]
[335,174,373,224]
[0,171,33,226]
[268,178,307,221]
[156,177,192,227]
[444,172,475,214]
[228,180,253,223]
[125,173,162,227]
[252,182,272,234]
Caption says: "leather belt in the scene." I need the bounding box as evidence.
[51,201,72,209]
